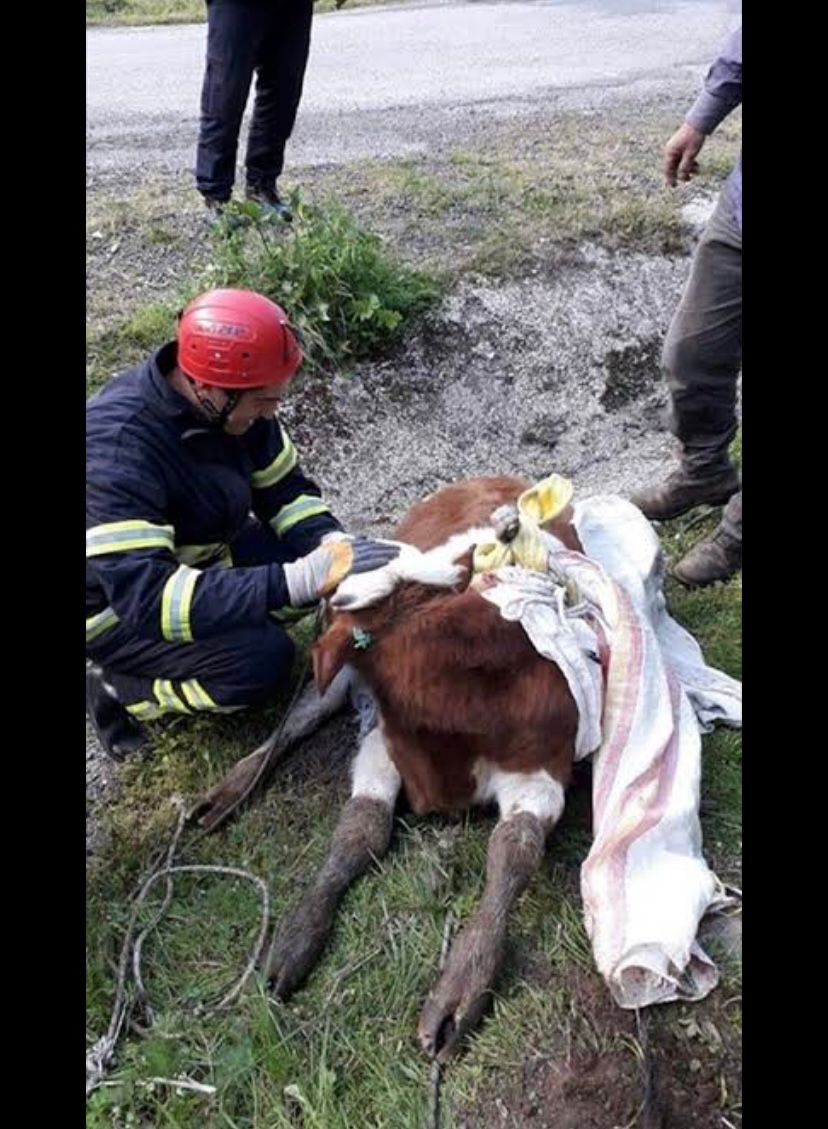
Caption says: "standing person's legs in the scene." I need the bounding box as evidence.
[672,486,742,587]
[632,189,742,522]
[196,0,268,205]
[245,0,314,210]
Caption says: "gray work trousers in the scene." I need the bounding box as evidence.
[663,187,742,542]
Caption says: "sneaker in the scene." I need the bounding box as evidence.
[202,194,230,216]
[672,526,742,588]
[631,467,740,523]
[86,664,148,763]
[245,184,293,222]
[202,195,250,233]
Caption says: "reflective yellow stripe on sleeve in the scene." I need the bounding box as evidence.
[160,565,200,643]
[270,495,332,537]
[251,424,298,489]
[86,606,120,643]
[86,520,175,557]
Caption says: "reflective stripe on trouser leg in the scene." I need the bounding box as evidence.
[125,679,244,719]
[93,623,298,717]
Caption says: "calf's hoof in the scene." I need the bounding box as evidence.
[417,917,502,1062]
[262,896,335,1000]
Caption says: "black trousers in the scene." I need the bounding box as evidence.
[196,0,314,201]
[87,522,303,719]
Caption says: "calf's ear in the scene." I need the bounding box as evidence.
[312,617,356,694]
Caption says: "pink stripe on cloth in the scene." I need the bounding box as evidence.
[582,670,683,971]
[553,549,643,816]
[590,619,611,683]
[592,585,644,826]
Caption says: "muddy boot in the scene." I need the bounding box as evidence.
[86,664,148,763]
[631,465,740,522]
[673,525,741,588]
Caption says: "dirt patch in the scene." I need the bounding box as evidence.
[469,1045,722,1129]
[496,1050,648,1129]
[456,971,738,1129]
[600,336,662,412]
[275,712,355,795]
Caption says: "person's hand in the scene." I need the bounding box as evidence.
[283,537,401,607]
[663,122,706,187]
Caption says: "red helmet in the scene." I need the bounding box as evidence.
[177,289,303,389]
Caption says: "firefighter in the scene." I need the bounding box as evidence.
[86,287,399,760]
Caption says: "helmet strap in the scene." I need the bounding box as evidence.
[187,378,241,429]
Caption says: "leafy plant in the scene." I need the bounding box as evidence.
[200,194,439,370]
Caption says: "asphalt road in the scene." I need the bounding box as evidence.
[86,0,740,182]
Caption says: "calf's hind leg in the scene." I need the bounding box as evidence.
[418,769,565,1061]
[264,726,401,999]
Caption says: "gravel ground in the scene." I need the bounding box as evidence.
[281,212,719,533]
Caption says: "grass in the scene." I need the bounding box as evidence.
[204,196,439,369]
[86,0,205,25]
[86,195,439,394]
[87,302,178,395]
[313,110,741,276]
[87,485,741,1126]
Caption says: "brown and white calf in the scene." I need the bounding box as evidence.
[264,475,584,1060]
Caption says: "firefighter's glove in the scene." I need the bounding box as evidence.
[283,537,401,608]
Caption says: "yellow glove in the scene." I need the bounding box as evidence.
[283,537,401,607]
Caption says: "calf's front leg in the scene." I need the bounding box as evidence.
[264,726,401,998]
[418,769,565,1061]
